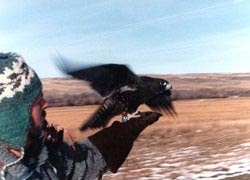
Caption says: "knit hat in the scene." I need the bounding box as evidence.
[0,52,42,149]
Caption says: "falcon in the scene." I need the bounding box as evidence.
[57,59,176,131]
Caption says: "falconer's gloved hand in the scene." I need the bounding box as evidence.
[88,111,162,173]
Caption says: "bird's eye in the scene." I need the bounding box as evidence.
[160,81,167,86]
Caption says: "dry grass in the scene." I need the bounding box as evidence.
[46,97,250,179]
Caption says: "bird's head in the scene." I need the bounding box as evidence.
[139,76,172,96]
[158,79,172,96]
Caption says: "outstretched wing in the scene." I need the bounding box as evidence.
[146,95,177,116]
[57,57,137,97]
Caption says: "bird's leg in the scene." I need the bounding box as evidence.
[134,111,141,117]
[122,111,141,123]
[121,112,128,123]
[127,111,141,120]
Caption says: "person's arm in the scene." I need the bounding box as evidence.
[53,111,161,179]
[45,127,107,179]
[88,111,162,173]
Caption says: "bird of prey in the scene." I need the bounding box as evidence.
[57,59,176,131]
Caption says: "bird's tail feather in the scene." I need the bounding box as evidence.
[79,104,114,131]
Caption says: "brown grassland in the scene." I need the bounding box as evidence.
[46,97,250,179]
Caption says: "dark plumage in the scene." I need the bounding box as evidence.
[57,59,176,131]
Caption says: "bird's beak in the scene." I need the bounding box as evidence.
[165,83,172,90]
[163,83,172,96]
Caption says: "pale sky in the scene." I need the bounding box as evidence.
[1,0,250,78]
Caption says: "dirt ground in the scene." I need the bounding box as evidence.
[46,97,250,180]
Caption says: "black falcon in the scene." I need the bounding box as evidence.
[57,59,176,131]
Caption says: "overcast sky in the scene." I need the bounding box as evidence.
[1,0,250,78]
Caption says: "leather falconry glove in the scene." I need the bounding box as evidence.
[88,111,162,173]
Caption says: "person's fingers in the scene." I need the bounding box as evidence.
[150,112,162,119]
[143,112,162,124]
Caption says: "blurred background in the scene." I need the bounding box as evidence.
[1,1,250,179]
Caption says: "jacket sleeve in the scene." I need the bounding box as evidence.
[53,139,108,179]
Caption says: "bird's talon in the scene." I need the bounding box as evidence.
[135,111,141,116]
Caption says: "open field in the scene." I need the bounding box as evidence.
[46,97,250,180]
